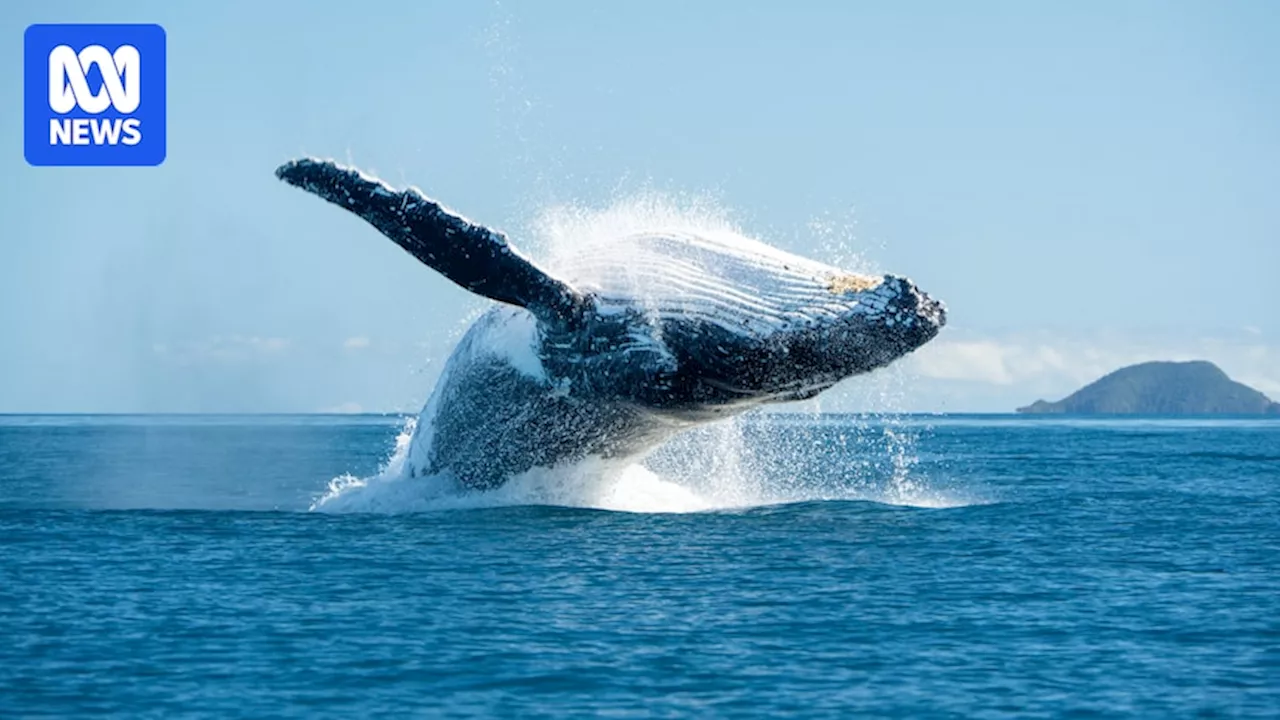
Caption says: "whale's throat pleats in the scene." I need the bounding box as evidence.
[554,231,872,339]
[540,231,905,406]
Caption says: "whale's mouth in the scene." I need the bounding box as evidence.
[914,285,948,330]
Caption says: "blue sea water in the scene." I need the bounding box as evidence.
[1,413,1277,717]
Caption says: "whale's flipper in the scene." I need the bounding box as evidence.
[275,158,588,329]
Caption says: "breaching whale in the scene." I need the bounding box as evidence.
[276,158,946,490]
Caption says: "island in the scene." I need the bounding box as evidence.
[1017,360,1280,415]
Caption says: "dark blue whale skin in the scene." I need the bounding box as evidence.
[277,158,946,489]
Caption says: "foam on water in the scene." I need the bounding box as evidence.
[311,195,970,514]
[312,417,712,514]
[310,411,975,514]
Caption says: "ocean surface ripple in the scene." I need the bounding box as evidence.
[1,414,1277,717]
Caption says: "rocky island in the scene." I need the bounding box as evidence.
[1017,360,1280,415]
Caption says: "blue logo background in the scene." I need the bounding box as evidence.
[24,24,166,167]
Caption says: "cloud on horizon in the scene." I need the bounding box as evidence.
[883,327,1280,412]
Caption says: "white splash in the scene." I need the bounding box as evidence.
[310,417,721,515]
[310,413,979,515]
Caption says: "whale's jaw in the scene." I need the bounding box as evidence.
[548,231,947,412]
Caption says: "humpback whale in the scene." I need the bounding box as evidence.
[277,158,946,490]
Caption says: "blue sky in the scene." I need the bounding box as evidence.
[1,1,1277,412]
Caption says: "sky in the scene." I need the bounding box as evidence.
[1,1,1277,413]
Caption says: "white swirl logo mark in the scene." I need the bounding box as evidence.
[48,44,140,114]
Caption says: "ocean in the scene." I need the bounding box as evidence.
[1,413,1276,717]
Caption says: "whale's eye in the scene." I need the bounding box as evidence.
[827,273,884,295]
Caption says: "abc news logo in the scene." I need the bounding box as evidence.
[48,44,143,146]
[24,24,166,167]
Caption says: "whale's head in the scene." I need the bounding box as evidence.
[817,270,948,368]
[552,231,947,413]
[658,269,947,409]
[746,271,946,400]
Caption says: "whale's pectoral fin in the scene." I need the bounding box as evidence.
[275,157,589,329]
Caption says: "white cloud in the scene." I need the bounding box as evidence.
[151,335,291,364]
[343,336,371,350]
[1244,378,1280,396]
[248,336,290,354]
[899,329,1280,409]
[910,340,1014,384]
[320,401,363,414]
